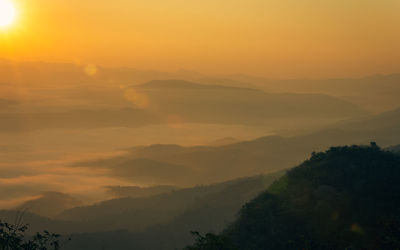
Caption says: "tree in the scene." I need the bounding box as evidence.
[184,231,237,250]
[0,220,64,250]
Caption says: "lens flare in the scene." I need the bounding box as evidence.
[0,0,16,28]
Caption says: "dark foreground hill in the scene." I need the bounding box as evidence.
[187,144,400,250]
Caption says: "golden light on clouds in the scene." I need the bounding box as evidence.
[0,0,16,28]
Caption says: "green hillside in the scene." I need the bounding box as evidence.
[187,144,400,249]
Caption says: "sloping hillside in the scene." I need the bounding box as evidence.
[0,173,283,237]
[73,107,400,186]
[61,172,284,250]
[338,107,400,131]
[188,144,400,249]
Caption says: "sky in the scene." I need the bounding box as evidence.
[0,0,399,78]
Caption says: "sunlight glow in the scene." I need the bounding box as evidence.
[0,0,16,28]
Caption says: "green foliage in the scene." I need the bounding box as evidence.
[0,220,62,250]
[268,175,288,194]
[184,231,237,250]
[186,144,400,250]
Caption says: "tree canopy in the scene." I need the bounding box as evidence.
[186,144,400,249]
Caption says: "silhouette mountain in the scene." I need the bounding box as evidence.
[2,59,398,113]
[228,73,400,113]
[0,79,368,133]
[72,106,400,186]
[208,137,241,147]
[129,80,367,124]
[105,185,179,198]
[338,107,400,131]
[53,144,400,250]
[0,172,283,237]
[18,192,82,218]
[59,173,284,250]
[186,144,400,249]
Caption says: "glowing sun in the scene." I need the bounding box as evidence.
[0,0,16,28]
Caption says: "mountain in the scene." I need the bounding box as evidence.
[128,80,367,125]
[105,185,179,199]
[4,143,400,249]
[208,137,241,147]
[1,59,398,114]
[101,158,195,184]
[59,172,284,250]
[338,107,400,131]
[17,192,82,218]
[225,73,400,113]
[0,79,368,132]
[0,80,368,133]
[186,144,400,250]
[0,210,76,234]
[0,172,282,236]
[57,173,282,223]
[72,107,400,186]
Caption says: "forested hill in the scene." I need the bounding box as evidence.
[187,144,400,250]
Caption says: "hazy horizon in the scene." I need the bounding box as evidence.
[0,1,399,249]
[2,57,400,80]
[1,0,400,78]
[1,57,400,211]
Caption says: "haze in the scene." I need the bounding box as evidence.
[0,1,400,250]
[1,0,399,78]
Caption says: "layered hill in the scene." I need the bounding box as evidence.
[72,106,400,186]
[0,172,283,236]
[129,80,366,124]
[0,79,367,132]
[225,73,400,113]
[58,172,283,250]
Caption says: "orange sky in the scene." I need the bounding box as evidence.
[1,0,399,78]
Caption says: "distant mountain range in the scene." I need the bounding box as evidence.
[18,192,82,218]
[254,74,400,113]
[0,59,399,249]
[72,106,400,186]
[2,59,398,113]
[129,80,367,123]
[1,123,399,249]
[105,185,179,199]
[0,79,367,132]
